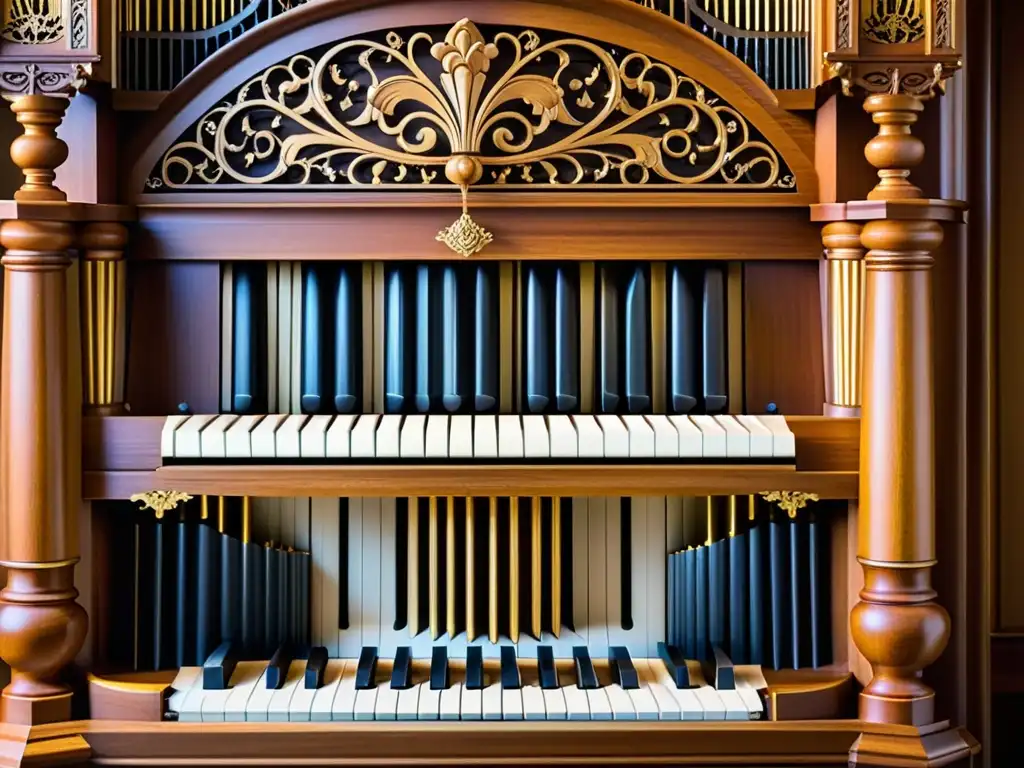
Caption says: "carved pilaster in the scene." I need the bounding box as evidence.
[80,223,128,415]
[0,219,87,725]
[822,221,866,416]
[851,93,948,728]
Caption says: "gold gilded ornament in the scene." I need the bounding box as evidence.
[130,490,193,520]
[437,212,493,257]
[759,490,819,519]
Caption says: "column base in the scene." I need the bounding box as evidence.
[860,690,935,727]
[825,403,861,418]
[1,689,72,725]
[850,721,980,767]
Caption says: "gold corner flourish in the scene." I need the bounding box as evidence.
[130,490,193,520]
[759,490,819,519]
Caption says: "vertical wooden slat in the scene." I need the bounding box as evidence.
[552,497,562,637]
[466,497,476,642]
[407,498,419,637]
[531,497,542,639]
[650,262,667,414]
[489,497,499,643]
[428,497,439,640]
[579,263,596,414]
[509,497,520,643]
[372,263,384,414]
[446,496,456,639]
[266,264,278,412]
[500,264,514,413]
[220,263,233,413]
[513,263,523,412]
[727,262,745,413]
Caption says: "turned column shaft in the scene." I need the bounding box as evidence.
[80,223,129,414]
[823,222,865,416]
[0,94,87,725]
[852,93,950,727]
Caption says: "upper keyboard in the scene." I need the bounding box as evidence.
[161,414,795,463]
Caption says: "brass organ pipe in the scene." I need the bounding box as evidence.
[749,494,756,521]
[728,496,737,537]
[107,262,117,403]
[201,496,209,521]
[706,497,714,546]
[83,261,94,405]
[446,496,456,639]
[551,498,561,637]
[531,497,542,639]
[96,262,106,406]
[509,497,520,642]
[429,497,440,640]
[242,497,251,544]
[466,497,475,642]
[218,496,226,532]
[489,497,498,643]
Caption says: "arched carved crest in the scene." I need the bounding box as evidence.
[145,18,798,195]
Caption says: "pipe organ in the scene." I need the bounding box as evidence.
[0,0,979,766]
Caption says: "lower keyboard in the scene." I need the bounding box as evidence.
[168,648,766,723]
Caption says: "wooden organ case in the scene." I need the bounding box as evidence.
[0,0,982,765]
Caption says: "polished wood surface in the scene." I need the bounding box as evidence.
[851,94,950,730]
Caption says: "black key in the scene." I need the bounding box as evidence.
[572,646,598,690]
[538,646,558,690]
[305,646,328,690]
[338,499,349,629]
[657,642,691,689]
[500,646,521,690]
[465,646,484,690]
[704,646,736,691]
[609,646,639,690]
[620,499,632,630]
[430,646,449,691]
[202,641,237,691]
[266,644,293,690]
[232,264,262,414]
[301,263,323,414]
[355,646,378,690]
[391,646,413,690]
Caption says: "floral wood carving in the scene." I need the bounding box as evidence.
[147,19,795,193]
[2,0,63,44]
[862,0,925,45]
[837,0,852,49]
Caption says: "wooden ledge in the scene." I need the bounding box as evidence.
[811,200,968,224]
[0,201,136,223]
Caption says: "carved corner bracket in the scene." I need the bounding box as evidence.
[0,61,90,98]
[825,59,960,100]
[759,490,820,519]
[130,490,193,519]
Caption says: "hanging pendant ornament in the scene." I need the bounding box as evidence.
[436,153,493,258]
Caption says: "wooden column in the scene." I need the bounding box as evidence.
[852,93,948,727]
[822,221,865,417]
[0,94,86,725]
[80,223,129,415]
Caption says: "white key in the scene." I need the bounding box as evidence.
[497,415,524,459]
[174,668,209,723]
[667,415,703,458]
[542,685,567,720]
[460,681,482,720]
[161,415,188,458]
[251,414,287,459]
[300,415,334,458]
[718,687,750,721]
[736,415,774,458]
[326,414,357,458]
[449,415,473,458]
[522,415,550,459]
[562,682,590,721]
[174,414,217,459]
[502,685,524,721]
[166,667,202,715]
[482,680,503,720]
[401,415,428,458]
[735,665,768,720]
[309,660,346,722]
[244,672,279,722]
[201,661,260,722]
[521,670,547,721]
[757,415,796,458]
[376,415,403,459]
[571,415,604,458]
[275,415,310,459]
[352,684,378,721]
[713,415,751,458]
[222,665,266,722]
[397,681,422,721]
[418,680,441,720]
[474,415,498,458]
[547,415,578,458]
[634,659,681,721]
[424,415,448,459]
[267,660,306,722]
[688,415,726,458]
[621,415,655,458]
[595,415,629,458]
[585,686,612,721]
[350,414,381,458]
[644,415,679,458]
[374,667,400,720]
[439,670,463,720]
[688,663,726,721]
[331,661,360,721]
[201,414,239,459]
[605,680,638,721]
[225,415,265,458]
[649,658,704,720]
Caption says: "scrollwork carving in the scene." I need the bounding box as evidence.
[70,0,88,49]
[837,0,853,49]
[1,0,62,44]
[148,19,794,194]
[934,0,952,48]
[0,62,90,97]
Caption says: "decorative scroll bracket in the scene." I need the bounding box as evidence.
[130,490,193,519]
[759,490,820,519]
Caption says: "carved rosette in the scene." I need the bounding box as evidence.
[146,19,795,194]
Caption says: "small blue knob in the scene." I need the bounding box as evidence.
[766,402,778,414]
[177,402,191,416]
